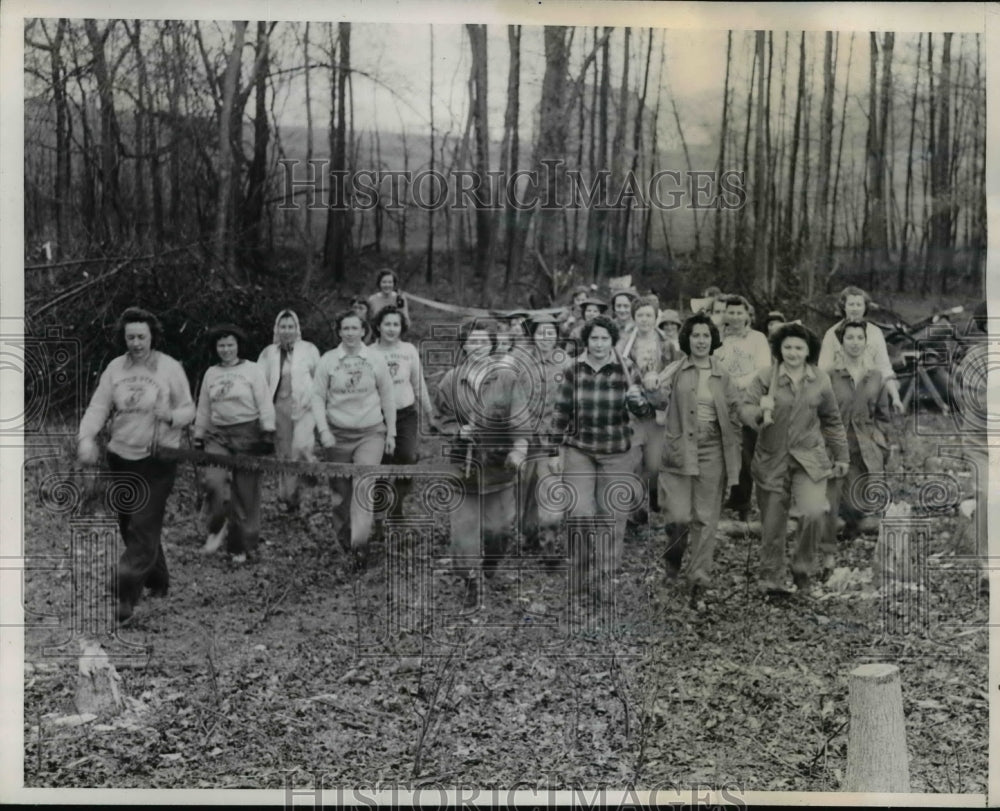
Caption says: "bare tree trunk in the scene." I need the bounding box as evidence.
[899,33,921,291]
[829,33,854,280]
[426,25,435,284]
[609,27,630,277]
[621,29,653,271]
[808,31,834,301]
[301,22,316,293]
[585,27,612,282]
[783,32,805,267]
[713,31,732,268]
[83,20,124,244]
[323,22,351,283]
[510,26,570,283]
[44,19,71,253]
[752,31,768,291]
[931,32,954,294]
[167,21,184,235]
[500,25,521,283]
[645,31,666,272]
[241,21,270,270]
[931,32,952,295]
[735,34,757,271]
[212,21,246,278]
[466,24,493,277]
[921,33,934,294]
[876,32,894,276]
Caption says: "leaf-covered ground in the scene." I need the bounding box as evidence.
[20,414,988,795]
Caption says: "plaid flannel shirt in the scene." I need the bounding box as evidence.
[550,351,650,456]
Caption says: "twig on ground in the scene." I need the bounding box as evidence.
[411,644,461,779]
[246,583,292,634]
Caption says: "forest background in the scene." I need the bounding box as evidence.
[18,10,987,409]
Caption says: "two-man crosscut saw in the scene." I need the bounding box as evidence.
[153,444,455,478]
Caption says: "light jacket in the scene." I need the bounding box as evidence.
[648,355,743,486]
[828,364,892,473]
[311,343,396,436]
[258,310,321,420]
[78,351,195,460]
[818,320,895,380]
[740,363,849,491]
[715,326,772,390]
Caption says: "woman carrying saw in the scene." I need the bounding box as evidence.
[434,318,531,609]
[312,310,397,569]
[77,307,195,622]
[193,324,276,564]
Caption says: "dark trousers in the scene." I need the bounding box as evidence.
[380,404,418,520]
[727,425,757,512]
[203,420,264,554]
[107,453,177,607]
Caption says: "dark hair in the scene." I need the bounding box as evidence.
[764,310,786,327]
[375,268,399,291]
[527,319,559,339]
[703,285,722,298]
[350,296,371,315]
[208,323,248,355]
[769,322,820,365]
[581,315,620,347]
[335,309,371,341]
[837,285,871,317]
[118,306,163,350]
[678,313,722,356]
[371,305,409,339]
[458,317,499,354]
[834,319,868,345]
[611,292,635,310]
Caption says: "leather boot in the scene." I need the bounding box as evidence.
[663,522,689,577]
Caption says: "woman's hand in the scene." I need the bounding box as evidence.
[832,461,849,478]
[152,403,172,422]
[319,429,336,449]
[384,435,396,456]
[759,394,775,414]
[642,371,659,392]
[77,436,99,466]
[547,454,563,475]
[458,424,475,441]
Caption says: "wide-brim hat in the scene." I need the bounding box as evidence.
[609,287,640,302]
[528,311,562,325]
[657,309,682,327]
[579,295,609,310]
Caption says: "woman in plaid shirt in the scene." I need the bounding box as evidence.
[551,316,652,602]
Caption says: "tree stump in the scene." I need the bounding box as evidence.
[75,639,125,718]
[845,663,910,792]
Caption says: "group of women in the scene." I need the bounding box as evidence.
[77,275,899,622]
